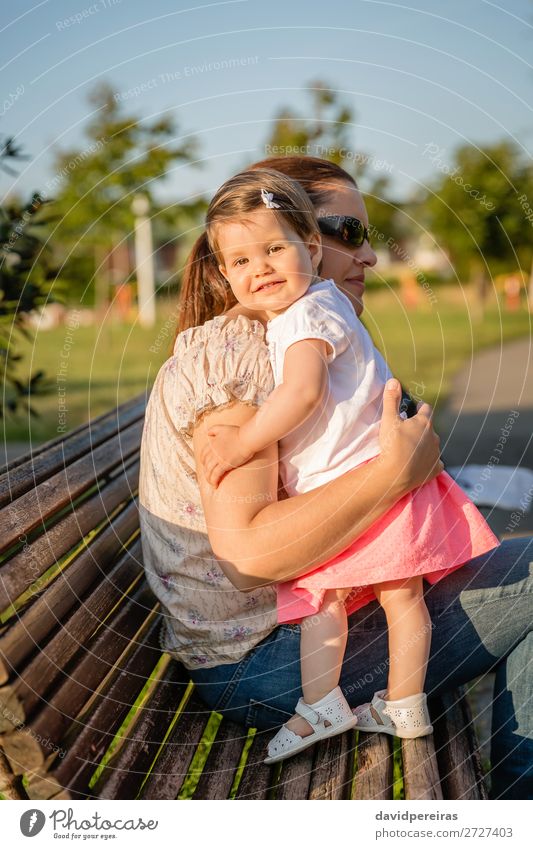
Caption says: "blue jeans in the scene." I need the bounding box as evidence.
[189,537,533,800]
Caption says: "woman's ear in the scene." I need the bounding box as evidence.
[218,264,229,281]
[308,231,323,272]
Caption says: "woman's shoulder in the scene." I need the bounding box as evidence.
[174,312,266,355]
[153,312,273,436]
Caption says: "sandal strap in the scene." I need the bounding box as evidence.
[372,694,395,727]
[369,703,387,726]
[295,698,321,726]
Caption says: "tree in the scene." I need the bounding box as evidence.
[1,137,57,416]
[364,174,410,247]
[264,81,405,245]
[266,80,353,165]
[421,140,533,282]
[49,82,198,308]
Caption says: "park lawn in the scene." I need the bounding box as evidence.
[2,286,531,445]
[362,284,532,410]
[2,305,176,444]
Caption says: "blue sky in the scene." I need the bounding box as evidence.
[2,0,532,205]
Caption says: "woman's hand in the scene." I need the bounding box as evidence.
[201,424,254,488]
[378,379,443,496]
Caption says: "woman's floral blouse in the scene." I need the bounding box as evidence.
[139,314,278,669]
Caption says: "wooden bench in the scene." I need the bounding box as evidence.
[0,395,489,800]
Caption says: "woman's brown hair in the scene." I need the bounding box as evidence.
[175,157,356,336]
[248,155,357,207]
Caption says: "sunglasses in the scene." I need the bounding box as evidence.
[317,215,370,248]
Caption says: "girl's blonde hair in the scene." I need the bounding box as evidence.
[176,168,320,335]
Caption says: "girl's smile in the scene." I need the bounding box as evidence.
[254,279,285,293]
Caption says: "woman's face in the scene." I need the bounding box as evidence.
[316,181,377,316]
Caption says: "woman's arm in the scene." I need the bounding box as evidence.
[203,339,329,486]
[194,379,443,592]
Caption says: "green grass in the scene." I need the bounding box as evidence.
[3,301,176,443]
[361,285,532,412]
[3,286,531,444]
[392,735,405,799]
[88,653,171,791]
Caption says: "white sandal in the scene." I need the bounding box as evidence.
[264,686,358,764]
[353,689,433,739]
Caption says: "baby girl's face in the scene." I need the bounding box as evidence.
[216,209,322,319]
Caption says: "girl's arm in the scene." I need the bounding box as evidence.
[194,379,443,592]
[204,339,329,486]
[240,338,329,453]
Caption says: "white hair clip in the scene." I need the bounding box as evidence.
[260,188,281,209]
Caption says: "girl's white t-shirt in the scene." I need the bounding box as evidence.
[266,277,392,496]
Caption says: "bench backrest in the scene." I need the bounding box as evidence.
[0,395,178,799]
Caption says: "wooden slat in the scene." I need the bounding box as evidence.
[275,748,314,799]
[0,460,140,612]
[352,733,394,799]
[0,419,143,554]
[139,693,211,800]
[24,768,64,800]
[51,615,162,796]
[308,731,355,800]
[0,685,25,733]
[234,730,275,799]
[402,736,443,800]
[0,748,26,799]
[0,395,145,506]
[193,718,249,800]
[11,540,143,715]
[432,690,487,800]
[0,499,140,680]
[94,659,190,800]
[458,688,489,798]
[29,585,158,749]
[0,729,45,775]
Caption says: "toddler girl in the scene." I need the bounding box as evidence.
[199,168,499,763]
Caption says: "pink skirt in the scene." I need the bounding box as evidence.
[276,469,500,624]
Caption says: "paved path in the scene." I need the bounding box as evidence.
[435,335,533,788]
[436,336,533,538]
[0,441,32,470]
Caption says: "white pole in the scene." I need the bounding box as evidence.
[132,193,156,328]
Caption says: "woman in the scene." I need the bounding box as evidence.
[139,156,532,800]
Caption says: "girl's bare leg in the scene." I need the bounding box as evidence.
[286,588,351,737]
[373,576,432,699]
